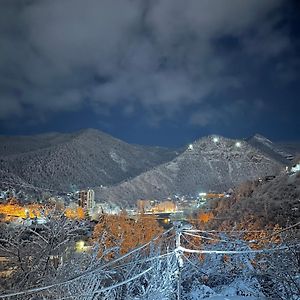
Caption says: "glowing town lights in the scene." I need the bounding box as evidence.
[76,240,85,252]
[213,137,219,143]
[235,141,241,148]
[163,218,171,224]
[199,192,207,197]
[24,208,30,218]
[188,144,194,151]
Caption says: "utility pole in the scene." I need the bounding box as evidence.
[175,223,184,300]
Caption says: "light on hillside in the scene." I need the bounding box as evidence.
[213,136,219,143]
[199,192,207,197]
[188,144,194,151]
[76,240,85,252]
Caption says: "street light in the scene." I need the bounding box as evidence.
[188,144,194,151]
[213,136,219,143]
[235,141,241,148]
[199,192,207,198]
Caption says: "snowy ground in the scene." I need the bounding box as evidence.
[207,297,264,300]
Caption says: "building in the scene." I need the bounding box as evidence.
[151,200,177,213]
[136,199,152,213]
[78,189,95,211]
[291,162,300,173]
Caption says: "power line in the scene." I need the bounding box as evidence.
[56,266,154,300]
[182,234,201,249]
[110,252,174,270]
[177,244,300,255]
[183,222,300,246]
[182,254,207,276]
[184,227,300,234]
[256,221,300,242]
[183,231,230,243]
[0,227,173,299]
[0,223,299,299]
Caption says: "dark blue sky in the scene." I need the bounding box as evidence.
[0,0,299,147]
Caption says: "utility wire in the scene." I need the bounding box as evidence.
[110,252,174,270]
[0,228,173,299]
[183,221,300,246]
[56,266,154,300]
[0,222,299,299]
[182,254,207,276]
[182,234,202,250]
[254,221,300,242]
[183,231,230,243]
[177,244,300,255]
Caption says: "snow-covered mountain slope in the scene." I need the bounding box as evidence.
[0,129,179,191]
[95,136,284,206]
[276,141,300,156]
[247,134,294,164]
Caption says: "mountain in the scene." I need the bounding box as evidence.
[247,134,295,164]
[95,136,284,206]
[0,129,179,192]
[1,131,294,206]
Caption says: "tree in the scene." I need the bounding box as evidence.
[92,213,164,256]
[0,212,88,292]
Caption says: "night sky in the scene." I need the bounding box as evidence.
[0,0,299,147]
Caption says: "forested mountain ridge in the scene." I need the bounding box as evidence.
[95,135,285,206]
[0,129,179,192]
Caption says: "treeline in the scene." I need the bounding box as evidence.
[197,172,300,234]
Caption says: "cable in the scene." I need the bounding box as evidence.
[184,229,270,234]
[182,255,207,276]
[182,234,202,249]
[183,231,230,243]
[182,222,300,247]
[56,266,153,300]
[255,221,300,242]
[98,227,174,271]
[184,226,300,234]
[177,244,300,255]
[0,227,173,299]
[110,252,174,270]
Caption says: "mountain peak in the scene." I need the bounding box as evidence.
[76,128,103,136]
[249,133,272,143]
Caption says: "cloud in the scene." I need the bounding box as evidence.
[189,99,265,127]
[0,0,290,124]
[0,95,23,119]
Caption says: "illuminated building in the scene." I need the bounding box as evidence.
[78,189,95,211]
[152,200,177,213]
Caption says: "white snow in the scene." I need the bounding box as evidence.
[206,297,264,300]
[109,150,128,172]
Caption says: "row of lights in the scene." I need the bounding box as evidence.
[213,136,242,148]
[188,137,242,150]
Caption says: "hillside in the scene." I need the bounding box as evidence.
[1,131,295,206]
[247,134,295,164]
[276,142,300,156]
[207,171,300,229]
[0,129,179,192]
[95,136,284,206]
